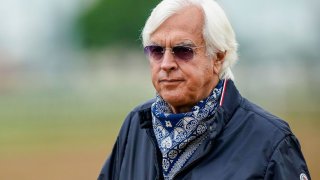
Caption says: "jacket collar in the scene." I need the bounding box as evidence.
[139,80,242,130]
[218,79,242,125]
[139,107,153,128]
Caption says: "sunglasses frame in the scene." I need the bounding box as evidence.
[144,45,204,61]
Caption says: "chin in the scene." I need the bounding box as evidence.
[162,95,179,104]
[161,93,182,104]
[162,94,189,108]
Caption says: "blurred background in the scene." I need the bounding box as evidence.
[0,0,319,179]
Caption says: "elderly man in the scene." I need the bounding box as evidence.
[98,0,310,179]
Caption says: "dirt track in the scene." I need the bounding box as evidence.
[0,119,318,180]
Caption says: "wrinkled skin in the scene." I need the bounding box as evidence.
[149,5,225,113]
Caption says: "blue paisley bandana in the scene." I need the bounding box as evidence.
[151,80,223,180]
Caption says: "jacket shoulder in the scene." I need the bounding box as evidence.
[98,99,155,180]
[240,98,292,136]
[131,98,155,113]
[119,99,155,129]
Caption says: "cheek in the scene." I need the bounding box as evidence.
[150,64,160,90]
[151,74,158,90]
[205,64,214,77]
[187,65,213,86]
[202,67,215,85]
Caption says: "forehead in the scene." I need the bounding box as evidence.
[150,5,205,45]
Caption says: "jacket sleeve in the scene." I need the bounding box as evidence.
[264,135,311,180]
[98,112,134,180]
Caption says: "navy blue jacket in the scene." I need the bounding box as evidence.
[98,80,311,180]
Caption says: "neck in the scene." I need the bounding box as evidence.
[170,104,193,114]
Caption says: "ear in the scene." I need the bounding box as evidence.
[213,51,226,75]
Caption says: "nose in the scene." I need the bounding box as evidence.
[160,50,178,72]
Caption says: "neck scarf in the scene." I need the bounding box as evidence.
[151,80,223,180]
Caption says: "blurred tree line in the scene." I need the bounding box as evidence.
[77,0,159,48]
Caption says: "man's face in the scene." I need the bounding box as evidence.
[149,6,220,113]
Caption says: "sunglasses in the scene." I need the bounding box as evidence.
[144,45,203,61]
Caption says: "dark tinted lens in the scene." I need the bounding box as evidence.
[144,46,164,60]
[172,46,194,60]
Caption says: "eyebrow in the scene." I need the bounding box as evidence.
[175,41,196,47]
[148,40,196,47]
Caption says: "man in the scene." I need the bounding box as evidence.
[98,0,311,179]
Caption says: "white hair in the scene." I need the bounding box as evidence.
[142,0,238,80]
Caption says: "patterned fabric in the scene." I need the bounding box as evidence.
[151,80,223,180]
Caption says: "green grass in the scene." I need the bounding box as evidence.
[0,83,154,155]
[0,78,319,179]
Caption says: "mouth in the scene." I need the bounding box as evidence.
[159,79,184,84]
